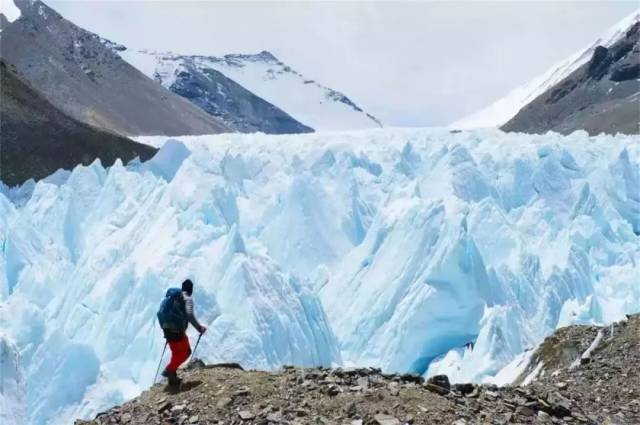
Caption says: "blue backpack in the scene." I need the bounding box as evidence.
[157,288,187,330]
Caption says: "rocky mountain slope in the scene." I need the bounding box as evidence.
[117,51,312,134]
[513,314,639,411]
[0,60,156,186]
[452,11,639,133]
[76,314,639,425]
[0,0,230,136]
[122,50,382,132]
[502,21,640,135]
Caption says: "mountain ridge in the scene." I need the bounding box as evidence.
[502,20,640,135]
[118,50,314,134]
[122,49,383,132]
[451,10,640,132]
[0,0,230,136]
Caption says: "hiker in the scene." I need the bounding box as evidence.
[157,279,207,385]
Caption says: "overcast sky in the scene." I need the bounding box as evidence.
[46,0,637,127]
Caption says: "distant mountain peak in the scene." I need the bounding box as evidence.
[14,0,59,21]
[223,50,279,64]
[122,49,383,131]
[112,49,312,134]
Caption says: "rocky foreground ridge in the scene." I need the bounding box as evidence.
[77,314,639,425]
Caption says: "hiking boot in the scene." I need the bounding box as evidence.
[164,370,181,386]
[161,369,181,385]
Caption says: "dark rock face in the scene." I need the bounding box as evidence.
[0,0,230,136]
[0,61,157,186]
[427,375,451,392]
[503,21,640,136]
[610,62,640,82]
[586,46,613,80]
[168,61,313,134]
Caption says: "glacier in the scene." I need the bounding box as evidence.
[1,128,639,424]
[0,332,25,425]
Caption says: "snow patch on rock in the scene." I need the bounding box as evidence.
[0,0,21,24]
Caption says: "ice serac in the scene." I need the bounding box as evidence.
[0,333,25,425]
[451,10,640,129]
[1,128,639,424]
[321,202,488,373]
[609,147,640,235]
[122,50,382,132]
[0,149,339,424]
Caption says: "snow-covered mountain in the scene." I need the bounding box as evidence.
[451,10,640,130]
[121,50,382,132]
[502,19,639,136]
[116,50,312,134]
[1,128,639,424]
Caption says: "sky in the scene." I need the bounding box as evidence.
[44,0,638,127]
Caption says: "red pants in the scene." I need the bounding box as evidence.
[165,334,191,372]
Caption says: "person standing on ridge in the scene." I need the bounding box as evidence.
[157,279,207,386]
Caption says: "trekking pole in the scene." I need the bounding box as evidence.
[153,341,168,384]
[190,333,203,361]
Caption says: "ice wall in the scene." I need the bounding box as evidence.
[316,130,639,381]
[1,128,639,424]
[0,140,340,424]
[0,333,25,425]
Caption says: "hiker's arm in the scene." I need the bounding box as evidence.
[184,295,204,333]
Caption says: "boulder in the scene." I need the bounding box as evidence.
[426,375,450,392]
